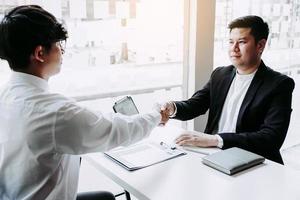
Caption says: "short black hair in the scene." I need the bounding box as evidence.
[228,15,269,43]
[0,5,68,71]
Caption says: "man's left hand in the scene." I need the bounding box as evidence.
[175,130,218,147]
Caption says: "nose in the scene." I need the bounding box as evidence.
[230,42,239,52]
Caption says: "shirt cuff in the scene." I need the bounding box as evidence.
[216,134,223,148]
[169,102,177,118]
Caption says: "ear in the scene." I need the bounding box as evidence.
[257,39,267,54]
[33,45,45,63]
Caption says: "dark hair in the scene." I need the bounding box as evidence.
[0,5,68,71]
[228,15,269,43]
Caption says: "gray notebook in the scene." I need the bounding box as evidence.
[202,147,265,175]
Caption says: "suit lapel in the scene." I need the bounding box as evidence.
[236,62,266,131]
[211,67,236,132]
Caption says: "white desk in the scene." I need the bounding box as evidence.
[85,125,300,200]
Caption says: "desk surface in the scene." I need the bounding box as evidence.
[85,125,300,200]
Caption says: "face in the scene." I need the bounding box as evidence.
[43,41,64,78]
[228,28,265,70]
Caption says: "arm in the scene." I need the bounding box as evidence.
[53,104,161,155]
[173,78,211,121]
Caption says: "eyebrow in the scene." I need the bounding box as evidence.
[229,37,249,41]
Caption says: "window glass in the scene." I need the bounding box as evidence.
[0,0,184,125]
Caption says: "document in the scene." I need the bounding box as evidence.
[183,146,221,155]
[104,142,186,171]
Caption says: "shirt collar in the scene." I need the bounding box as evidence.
[10,71,49,92]
[235,68,257,80]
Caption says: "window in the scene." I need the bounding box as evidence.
[0,0,184,126]
[214,0,300,148]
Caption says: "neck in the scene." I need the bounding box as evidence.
[17,65,49,81]
[236,60,261,75]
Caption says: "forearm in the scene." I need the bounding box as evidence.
[172,100,209,121]
[54,104,161,154]
[219,128,287,152]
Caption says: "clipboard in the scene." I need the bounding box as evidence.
[104,142,186,171]
[113,96,139,116]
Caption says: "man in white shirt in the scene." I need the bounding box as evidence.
[0,5,165,200]
[161,15,294,164]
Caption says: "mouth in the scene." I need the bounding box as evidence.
[230,55,241,59]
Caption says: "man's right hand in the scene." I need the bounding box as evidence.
[159,102,175,125]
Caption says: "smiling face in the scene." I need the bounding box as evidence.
[228,27,266,74]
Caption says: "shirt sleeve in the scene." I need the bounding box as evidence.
[216,134,223,148]
[53,103,161,155]
[169,102,177,118]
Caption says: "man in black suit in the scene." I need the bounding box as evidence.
[161,15,294,164]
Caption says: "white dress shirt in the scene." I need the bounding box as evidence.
[218,70,256,137]
[0,72,161,200]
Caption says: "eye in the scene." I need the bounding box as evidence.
[238,40,246,44]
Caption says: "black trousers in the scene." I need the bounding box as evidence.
[76,191,115,200]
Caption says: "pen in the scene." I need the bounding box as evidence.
[160,141,177,150]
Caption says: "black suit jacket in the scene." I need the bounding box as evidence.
[174,61,295,164]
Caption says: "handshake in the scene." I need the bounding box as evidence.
[157,101,176,126]
[156,101,219,147]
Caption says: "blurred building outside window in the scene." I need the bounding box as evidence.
[0,0,184,127]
